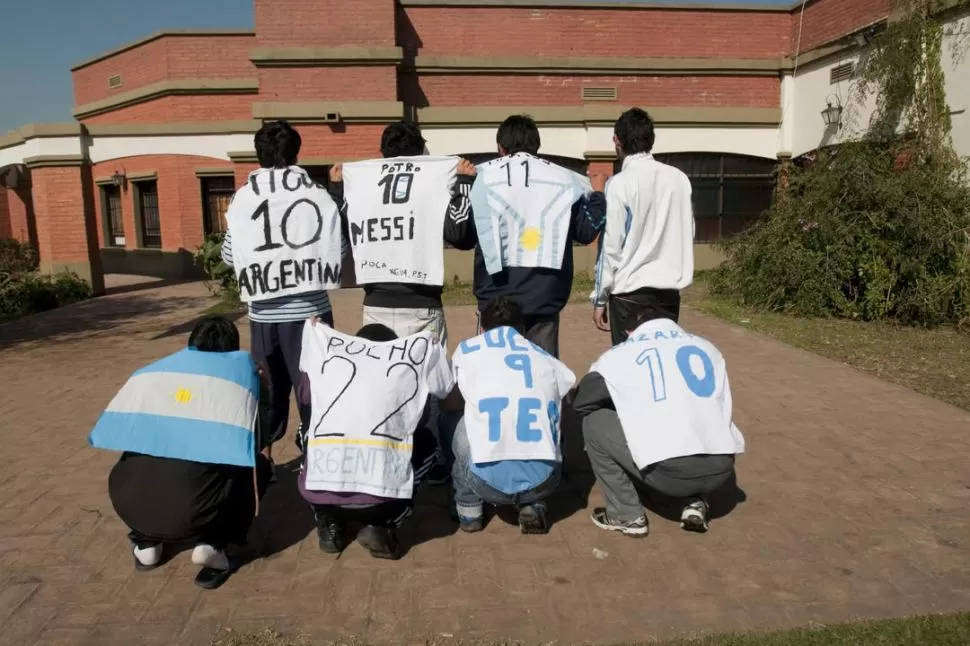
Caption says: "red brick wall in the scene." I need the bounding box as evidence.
[0,188,10,240]
[400,7,791,59]
[258,67,397,101]
[90,155,232,251]
[81,95,254,124]
[792,0,890,52]
[1,185,34,245]
[409,73,779,108]
[30,167,93,263]
[296,124,390,159]
[255,0,396,46]
[73,35,256,107]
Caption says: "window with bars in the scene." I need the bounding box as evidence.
[652,153,776,243]
[201,176,236,236]
[100,185,125,247]
[135,180,161,249]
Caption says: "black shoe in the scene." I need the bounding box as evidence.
[426,463,451,486]
[194,566,231,590]
[356,525,401,560]
[518,503,549,535]
[316,514,346,554]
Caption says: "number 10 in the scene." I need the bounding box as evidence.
[636,345,717,402]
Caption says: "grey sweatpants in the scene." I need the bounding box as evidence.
[582,409,735,522]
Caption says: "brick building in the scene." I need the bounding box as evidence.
[1,0,967,293]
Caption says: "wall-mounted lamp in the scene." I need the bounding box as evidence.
[822,96,844,129]
[111,170,127,188]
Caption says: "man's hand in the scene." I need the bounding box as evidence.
[588,171,608,193]
[593,306,610,332]
[329,164,343,183]
[457,159,477,177]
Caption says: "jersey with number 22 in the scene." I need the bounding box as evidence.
[591,318,745,470]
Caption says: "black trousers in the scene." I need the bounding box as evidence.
[477,312,560,358]
[608,288,681,346]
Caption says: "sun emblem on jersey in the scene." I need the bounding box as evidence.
[520,227,542,251]
[174,388,193,405]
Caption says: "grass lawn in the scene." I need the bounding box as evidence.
[214,613,970,645]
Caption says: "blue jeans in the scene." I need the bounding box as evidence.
[451,418,561,519]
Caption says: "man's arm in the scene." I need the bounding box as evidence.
[571,371,614,417]
[443,160,478,250]
[569,171,608,245]
[327,166,351,256]
[592,177,627,324]
[220,229,234,267]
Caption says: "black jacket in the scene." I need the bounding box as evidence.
[571,371,614,417]
[329,177,474,309]
[443,177,606,316]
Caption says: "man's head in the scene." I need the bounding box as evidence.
[626,310,673,338]
[613,108,656,159]
[255,120,302,169]
[496,115,541,156]
[480,297,526,335]
[381,121,426,158]
[188,316,241,353]
[356,323,398,342]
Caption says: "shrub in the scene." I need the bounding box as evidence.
[195,233,240,304]
[0,240,39,276]
[0,270,92,322]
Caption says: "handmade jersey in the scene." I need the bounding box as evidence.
[452,326,575,464]
[225,166,342,302]
[88,348,260,467]
[470,152,592,275]
[300,323,454,498]
[590,318,745,469]
[343,156,458,286]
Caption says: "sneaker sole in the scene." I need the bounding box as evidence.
[680,514,709,533]
[518,509,549,535]
[591,514,649,537]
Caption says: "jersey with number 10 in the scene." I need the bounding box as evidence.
[591,319,745,470]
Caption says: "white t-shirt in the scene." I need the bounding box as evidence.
[225,166,343,303]
[300,323,455,498]
[590,319,745,470]
[452,326,576,464]
[470,152,592,275]
[343,156,458,286]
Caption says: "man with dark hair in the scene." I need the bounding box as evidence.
[222,120,343,469]
[327,120,476,484]
[449,297,575,535]
[297,320,458,559]
[572,311,744,537]
[448,114,607,357]
[94,316,272,590]
[592,108,695,345]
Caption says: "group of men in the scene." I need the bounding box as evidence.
[90,108,745,590]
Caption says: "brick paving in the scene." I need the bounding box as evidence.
[0,276,969,646]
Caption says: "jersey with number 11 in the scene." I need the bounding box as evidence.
[591,318,745,470]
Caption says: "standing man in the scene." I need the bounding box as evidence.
[447,115,607,357]
[222,120,343,464]
[592,108,695,346]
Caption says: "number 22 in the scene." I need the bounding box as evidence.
[636,345,716,401]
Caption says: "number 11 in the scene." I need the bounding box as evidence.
[502,160,530,187]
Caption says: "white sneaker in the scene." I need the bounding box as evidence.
[133,544,162,568]
[591,508,649,537]
[191,544,230,571]
[680,499,710,533]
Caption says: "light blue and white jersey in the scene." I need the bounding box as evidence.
[88,348,260,467]
[452,326,576,494]
[470,153,591,275]
[591,318,745,470]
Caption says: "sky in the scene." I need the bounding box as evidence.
[0,0,794,134]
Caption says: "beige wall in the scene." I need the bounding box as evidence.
[441,244,725,283]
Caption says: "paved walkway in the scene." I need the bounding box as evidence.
[1,277,968,646]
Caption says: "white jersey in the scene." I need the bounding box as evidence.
[343,156,458,286]
[452,326,576,464]
[590,318,745,469]
[300,323,455,498]
[470,153,592,275]
[225,166,343,302]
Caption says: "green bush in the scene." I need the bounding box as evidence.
[0,270,92,322]
[710,141,970,328]
[195,233,240,304]
[0,240,39,276]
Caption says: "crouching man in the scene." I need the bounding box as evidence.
[450,297,576,534]
[573,313,745,536]
[297,321,457,559]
